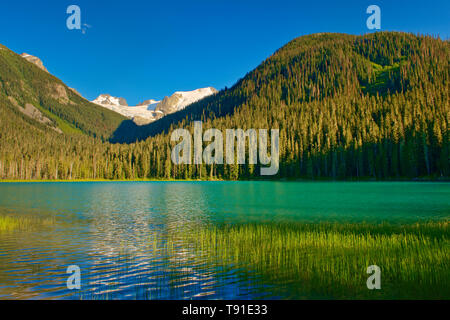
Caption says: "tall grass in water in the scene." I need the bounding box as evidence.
[180,221,449,299]
[71,221,449,300]
[0,215,55,232]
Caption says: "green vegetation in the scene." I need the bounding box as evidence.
[0,214,55,232]
[176,221,449,299]
[0,178,222,183]
[0,43,126,140]
[74,220,449,300]
[361,60,403,95]
[0,32,448,180]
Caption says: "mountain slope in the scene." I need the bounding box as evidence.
[112,32,449,180]
[114,32,449,144]
[0,32,448,181]
[20,53,48,72]
[0,45,127,140]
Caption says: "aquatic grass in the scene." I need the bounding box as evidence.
[177,221,449,299]
[76,235,214,300]
[69,221,449,300]
[0,214,56,232]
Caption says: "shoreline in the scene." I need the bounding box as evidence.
[0,178,448,183]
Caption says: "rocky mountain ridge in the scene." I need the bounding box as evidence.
[92,87,217,125]
[20,53,48,72]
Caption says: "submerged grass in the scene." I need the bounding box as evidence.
[178,221,449,299]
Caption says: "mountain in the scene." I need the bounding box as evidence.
[0,44,127,140]
[110,32,449,181]
[21,52,85,99]
[20,53,48,73]
[93,94,128,107]
[0,32,448,181]
[92,94,163,124]
[155,87,218,114]
[92,87,217,125]
[92,94,161,124]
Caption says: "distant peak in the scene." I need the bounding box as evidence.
[93,94,128,106]
[91,87,215,125]
[156,87,217,114]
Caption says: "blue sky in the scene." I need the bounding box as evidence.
[1,0,449,105]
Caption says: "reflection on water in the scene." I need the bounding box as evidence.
[0,182,449,299]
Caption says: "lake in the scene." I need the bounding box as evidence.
[0,181,449,299]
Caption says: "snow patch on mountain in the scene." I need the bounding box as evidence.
[155,87,218,115]
[172,87,218,111]
[92,94,161,121]
[91,87,217,125]
[93,94,128,107]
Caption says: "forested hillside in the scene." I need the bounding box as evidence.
[0,44,126,140]
[0,32,448,180]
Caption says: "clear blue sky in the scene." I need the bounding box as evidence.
[1,0,449,105]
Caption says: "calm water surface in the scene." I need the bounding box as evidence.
[0,182,448,299]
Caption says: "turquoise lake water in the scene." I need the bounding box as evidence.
[0,182,448,299]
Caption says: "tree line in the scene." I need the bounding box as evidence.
[0,32,448,180]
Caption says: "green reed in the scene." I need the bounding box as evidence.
[178,221,449,299]
[74,221,449,300]
[0,214,55,232]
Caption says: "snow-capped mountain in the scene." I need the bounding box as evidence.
[155,87,218,114]
[91,87,217,125]
[92,94,162,123]
[93,94,128,107]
